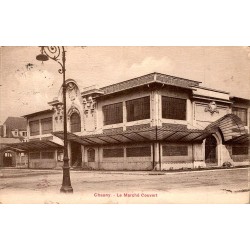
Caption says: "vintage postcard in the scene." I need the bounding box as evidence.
[0,46,249,204]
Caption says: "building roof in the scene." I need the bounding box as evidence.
[205,114,248,142]
[99,72,201,96]
[53,126,211,146]
[3,117,27,130]
[0,140,63,152]
[23,109,54,119]
[230,96,250,105]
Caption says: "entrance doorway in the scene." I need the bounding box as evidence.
[87,148,95,169]
[205,135,217,165]
[71,142,82,167]
[3,152,13,167]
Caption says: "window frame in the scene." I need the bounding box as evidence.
[41,117,53,135]
[103,102,123,125]
[232,145,248,155]
[162,144,188,156]
[29,120,40,136]
[70,113,81,133]
[232,107,248,126]
[162,96,187,121]
[126,96,150,122]
[103,148,124,158]
[126,146,151,157]
[41,151,55,159]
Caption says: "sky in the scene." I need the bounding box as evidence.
[0,46,250,123]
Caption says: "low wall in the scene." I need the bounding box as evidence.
[83,161,153,171]
[29,159,57,169]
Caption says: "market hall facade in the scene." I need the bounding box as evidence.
[5,73,250,170]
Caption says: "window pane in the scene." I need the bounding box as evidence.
[162,96,186,120]
[126,96,150,122]
[29,120,39,136]
[162,145,188,156]
[126,146,151,157]
[41,117,53,134]
[70,113,81,132]
[232,107,247,126]
[103,102,123,125]
[103,148,124,158]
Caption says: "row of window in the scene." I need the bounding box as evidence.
[103,96,187,125]
[102,145,189,158]
[29,151,54,160]
[28,101,248,136]
[29,117,53,136]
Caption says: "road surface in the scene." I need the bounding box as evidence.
[0,167,249,203]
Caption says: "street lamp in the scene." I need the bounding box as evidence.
[36,46,73,193]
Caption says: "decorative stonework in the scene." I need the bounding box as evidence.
[52,103,64,122]
[204,101,219,114]
[67,82,78,102]
[82,95,97,130]
[83,96,96,110]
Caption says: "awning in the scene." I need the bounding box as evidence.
[0,140,63,152]
[53,126,211,146]
[205,114,247,142]
[225,134,250,145]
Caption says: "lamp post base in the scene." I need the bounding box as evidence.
[60,161,73,193]
[60,185,73,193]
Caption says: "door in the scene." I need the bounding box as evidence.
[87,148,95,169]
[3,152,13,167]
[205,135,217,165]
[71,142,82,167]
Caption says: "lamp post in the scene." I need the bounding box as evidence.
[36,46,73,193]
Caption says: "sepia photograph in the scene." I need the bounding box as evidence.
[0,46,249,204]
[1,2,250,250]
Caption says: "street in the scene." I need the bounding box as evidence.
[0,167,249,204]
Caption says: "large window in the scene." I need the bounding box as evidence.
[162,96,186,120]
[41,117,53,134]
[29,152,40,159]
[232,107,247,126]
[41,151,54,159]
[103,148,124,158]
[103,102,123,125]
[126,96,150,122]
[162,145,188,156]
[29,120,39,136]
[70,113,81,132]
[126,146,151,157]
[232,145,248,155]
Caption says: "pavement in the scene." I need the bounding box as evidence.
[0,167,249,204]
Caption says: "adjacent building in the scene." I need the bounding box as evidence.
[4,73,250,170]
[0,117,28,167]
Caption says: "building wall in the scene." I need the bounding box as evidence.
[22,78,249,171]
[82,143,153,171]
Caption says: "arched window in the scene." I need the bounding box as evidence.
[87,148,95,162]
[70,113,81,132]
